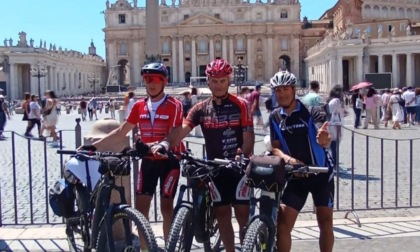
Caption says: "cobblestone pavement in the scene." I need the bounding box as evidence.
[1,89,420,249]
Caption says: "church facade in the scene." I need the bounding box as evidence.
[0,33,106,100]
[305,0,420,92]
[104,0,328,87]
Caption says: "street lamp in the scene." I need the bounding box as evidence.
[233,58,248,94]
[88,75,100,95]
[30,61,47,99]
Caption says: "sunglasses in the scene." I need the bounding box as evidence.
[144,76,164,84]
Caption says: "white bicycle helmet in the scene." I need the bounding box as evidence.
[270,71,297,89]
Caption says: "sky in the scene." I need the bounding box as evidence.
[0,0,337,59]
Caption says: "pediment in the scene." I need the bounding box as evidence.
[179,13,226,26]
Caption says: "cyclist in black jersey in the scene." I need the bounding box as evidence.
[268,71,334,252]
[152,58,255,252]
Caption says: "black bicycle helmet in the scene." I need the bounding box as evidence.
[270,71,297,89]
[141,62,168,78]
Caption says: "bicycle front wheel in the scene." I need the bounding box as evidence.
[96,207,158,252]
[166,206,195,252]
[242,219,273,252]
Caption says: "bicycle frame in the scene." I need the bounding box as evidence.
[248,188,281,251]
[88,174,132,251]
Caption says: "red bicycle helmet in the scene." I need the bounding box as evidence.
[205,58,233,78]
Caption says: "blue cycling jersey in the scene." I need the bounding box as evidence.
[269,100,330,169]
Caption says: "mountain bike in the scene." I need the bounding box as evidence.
[241,163,329,252]
[166,151,248,252]
[57,147,158,252]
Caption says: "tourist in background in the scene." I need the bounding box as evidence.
[0,94,10,139]
[25,95,42,138]
[402,86,416,125]
[40,90,59,146]
[301,80,321,107]
[108,97,116,119]
[388,88,404,130]
[415,88,420,124]
[327,85,346,166]
[22,92,31,132]
[350,89,363,128]
[363,87,380,129]
[125,91,136,119]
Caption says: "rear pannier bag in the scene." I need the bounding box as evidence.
[49,178,75,217]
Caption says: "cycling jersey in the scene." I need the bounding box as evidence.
[184,94,253,160]
[126,95,184,154]
[269,100,327,168]
[269,100,335,211]
[127,95,184,198]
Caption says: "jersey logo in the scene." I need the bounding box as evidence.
[203,114,241,128]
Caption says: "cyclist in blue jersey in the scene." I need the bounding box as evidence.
[268,71,334,252]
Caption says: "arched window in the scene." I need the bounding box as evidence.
[398,8,405,18]
[184,41,191,53]
[281,38,288,51]
[215,40,222,52]
[119,42,127,56]
[281,10,288,19]
[236,37,244,51]
[199,40,207,52]
[162,40,170,53]
[364,5,371,18]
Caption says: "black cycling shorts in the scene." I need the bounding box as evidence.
[136,157,180,199]
[281,173,334,211]
[210,169,250,207]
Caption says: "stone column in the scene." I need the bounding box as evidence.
[178,36,185,82]
[247,34,253,80]
[378,54,384,73]
[222,35,228,60]
[8,63,17,99]
[392,54,398,87]
[406,53,413,86]
[330,57,336,90]
[267,34,273,78]
[132,39,141,86]
[337,55,343,85]
[209,37,214,61]
[145,0,160,56]
[171,37,178,82]
[356,55,364,82]
[229,35,234,64]
[191,36,197,77]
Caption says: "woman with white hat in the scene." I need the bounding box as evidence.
[388,88,404,129]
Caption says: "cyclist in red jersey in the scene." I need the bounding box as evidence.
[152,58,255,252]
[80,62,184,246]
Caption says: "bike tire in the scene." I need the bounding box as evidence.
[96,207,158,252]
[66,185,91,252]
[166,206,195,252]
[242,219,272,252]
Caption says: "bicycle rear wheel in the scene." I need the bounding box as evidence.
[166,206,195,252]
[242,219,273,252]
[96,207,158,252]
[66,185,91,252]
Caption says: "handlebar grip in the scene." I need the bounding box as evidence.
[57,150,78,155]
[307,166,329,173]
[213,158,231,165]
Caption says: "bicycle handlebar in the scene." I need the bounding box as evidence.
[285,164,329,174]
[57,148,143,159]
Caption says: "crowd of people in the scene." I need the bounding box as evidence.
[80,58,334,252]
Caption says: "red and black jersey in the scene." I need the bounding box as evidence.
[126,95,185,154]
[185,94,253,160]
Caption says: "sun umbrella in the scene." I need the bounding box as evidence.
[350,82,373,91]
